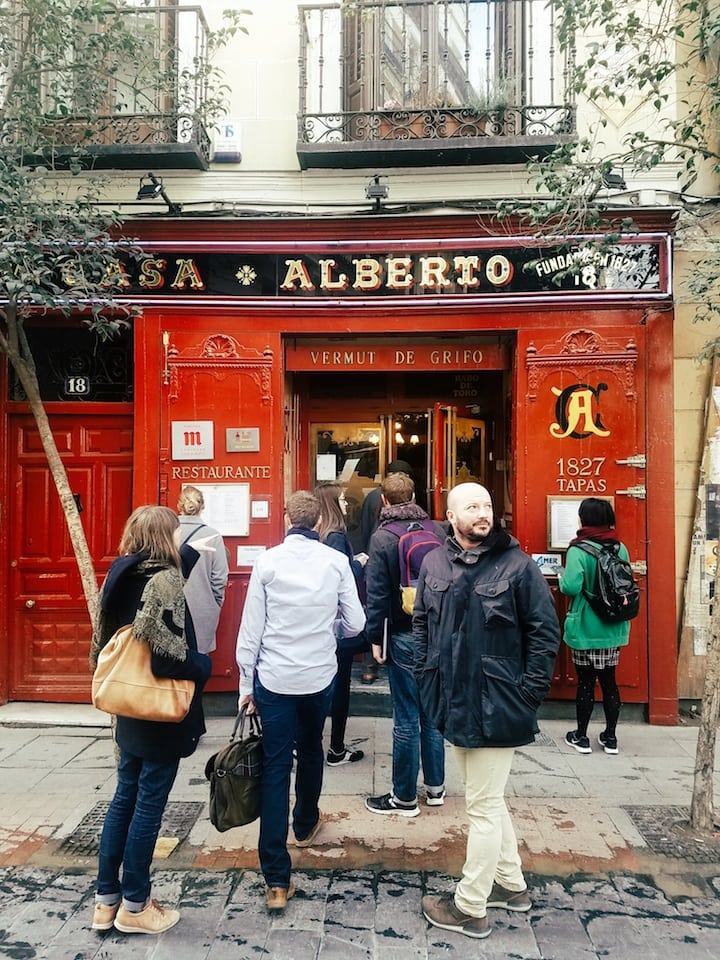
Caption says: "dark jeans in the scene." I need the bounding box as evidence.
[96,749,180,908]
[329,646,354,753]
[388,630,445,803]
[254,677,334,888]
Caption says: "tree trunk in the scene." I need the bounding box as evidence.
[689,489,720,830]
[6,340,100,627]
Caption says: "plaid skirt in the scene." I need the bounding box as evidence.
[571,647,620,669]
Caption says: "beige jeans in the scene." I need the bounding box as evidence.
[452,745,525,917]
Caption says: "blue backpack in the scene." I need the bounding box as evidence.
[385,519,444,614]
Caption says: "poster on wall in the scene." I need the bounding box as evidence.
[186,483,251,536]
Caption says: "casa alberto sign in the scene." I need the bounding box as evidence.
[111,241,664,298]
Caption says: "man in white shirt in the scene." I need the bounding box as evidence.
[236,490,365,912]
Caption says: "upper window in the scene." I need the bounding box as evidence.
[298,0,574,167]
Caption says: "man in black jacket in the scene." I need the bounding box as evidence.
[414,483,560,940]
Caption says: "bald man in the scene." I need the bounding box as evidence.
[413,483,560,941]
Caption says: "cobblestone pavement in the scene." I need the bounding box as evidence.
[1,704,719,958]
[2,864,719,959]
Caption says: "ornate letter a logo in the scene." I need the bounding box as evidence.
[550,383,611,439]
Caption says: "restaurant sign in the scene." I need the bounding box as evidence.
[115,241,664,299]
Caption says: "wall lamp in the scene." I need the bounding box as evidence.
[366,173,389,212]
[602,168,627,190]
[136,172,182,215]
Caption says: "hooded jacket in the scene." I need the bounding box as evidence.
[413,527,560,748]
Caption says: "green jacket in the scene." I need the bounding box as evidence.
[559,540,631,649]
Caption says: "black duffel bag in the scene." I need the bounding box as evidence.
[204,707,263,831]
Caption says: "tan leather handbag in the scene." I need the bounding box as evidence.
[92,625,195,723]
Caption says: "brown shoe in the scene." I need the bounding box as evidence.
[294,813,324,847]
[92,902,120,931]
[113,899,180,935]
[486,882,532,912]
[266,881,296,911]
[422,894,491,939]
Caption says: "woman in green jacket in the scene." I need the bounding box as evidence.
[559,498,631,755]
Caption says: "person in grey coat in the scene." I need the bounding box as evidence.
[414,482,560,941]
[177,486,229,654]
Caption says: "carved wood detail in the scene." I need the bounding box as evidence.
[525,328,638,400]
[166,334,274,404]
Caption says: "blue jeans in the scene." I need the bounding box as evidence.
[254,677,334,888]
[388,630,445,803]
[96,749,180,909]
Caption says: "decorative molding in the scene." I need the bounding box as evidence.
[166,334,274,403]
[525,329,638,400]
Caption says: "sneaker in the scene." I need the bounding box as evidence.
[113,899,180,935]
[294,814,324,847]
[565,730,592,754]
[365,793,420,818]
[266,881,296,911]
[486,882,532,912]
[92,902,120,931]
[327,747,364,766]
[426,788,446,807]
[598,731,619,754]
[422,893,491,939]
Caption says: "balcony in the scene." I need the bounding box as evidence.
[297,0,576,170]
[4,5,214,172]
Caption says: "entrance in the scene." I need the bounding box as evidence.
[7,411,133,702]
[295,368,510,550]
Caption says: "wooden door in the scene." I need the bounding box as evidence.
[8,412,133,701]
[515,325,649,703]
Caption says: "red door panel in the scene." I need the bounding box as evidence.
[9,413,133,702]
[515,325,648,703]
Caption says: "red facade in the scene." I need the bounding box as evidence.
[0,213,678,723]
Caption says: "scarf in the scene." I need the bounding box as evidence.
[569,525,620,547]
[90,559,187,666]
[133,564,188,662]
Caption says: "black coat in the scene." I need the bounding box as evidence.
[99,553,212,761]
[413,530,560,748]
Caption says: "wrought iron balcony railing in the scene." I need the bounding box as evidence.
[3,4,214,171]
[297,0,576,169]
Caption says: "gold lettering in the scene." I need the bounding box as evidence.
[485,255,513,287]
[281,259,315,291]
[386,257,414,289]
[138,258,166,289]
[319,259,349,291]
[170,259,205,291]
[419,256,451,288]
[352,258,383,290]
[453,256,481,287]
[101,259,131,289]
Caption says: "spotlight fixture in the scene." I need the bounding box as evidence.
[136,172,182,214]
[365,173,389,211]
[601,168,627,191]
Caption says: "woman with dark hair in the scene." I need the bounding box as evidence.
[559,497,631,755]
[89,506,212,935]
[314,482,367,765]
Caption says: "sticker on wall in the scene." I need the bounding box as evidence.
[172,421,214,460]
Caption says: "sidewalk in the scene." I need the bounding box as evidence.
[0,702,719,958]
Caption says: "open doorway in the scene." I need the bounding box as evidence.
[294,368,511,551]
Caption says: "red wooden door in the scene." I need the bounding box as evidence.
[514,324,648,703]
[8,412,133,701]
[158,328,284,692]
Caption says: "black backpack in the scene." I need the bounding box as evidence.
[573,540,640,623]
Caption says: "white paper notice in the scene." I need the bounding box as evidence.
[188,483,250,536]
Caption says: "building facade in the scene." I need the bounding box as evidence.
[1,0,709,721]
